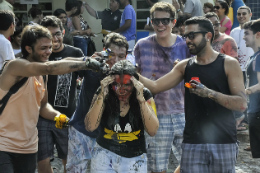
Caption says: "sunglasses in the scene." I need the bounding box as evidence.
[183,31,208,40]
[151,18,174,26]
[214,6,221,10]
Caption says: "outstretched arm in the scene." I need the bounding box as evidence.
[138,59,188,95]
[83,2,97,18]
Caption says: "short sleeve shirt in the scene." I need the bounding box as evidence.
[0,34,15,69]
[96,9,122,31]
[97,87,153,158]
[47,45,83,118]
[247,50,260,113]
[134,35,191,115]
[212,34,238,59]
[184,0,203,16]
[120,4,136,41]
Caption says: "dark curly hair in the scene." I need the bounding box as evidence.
[104,33,129,54]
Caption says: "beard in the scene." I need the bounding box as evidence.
[31,50,48,62]
[188,37,207,55]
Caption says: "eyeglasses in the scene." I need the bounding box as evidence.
[52,32,63,38]
[183,31,208,40]
[214,6,220,10]
[213,22,220,27]
[151,18,174,26]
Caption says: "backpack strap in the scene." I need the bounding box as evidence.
[0,60,29,115]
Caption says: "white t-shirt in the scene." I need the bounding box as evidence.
[13,49,21,56]
[230,27,254,71]
[0,34,15,69]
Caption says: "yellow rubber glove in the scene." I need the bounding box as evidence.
[54,114,70,129]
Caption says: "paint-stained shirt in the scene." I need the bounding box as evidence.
[212,34,238,59]
[134,35,190,115]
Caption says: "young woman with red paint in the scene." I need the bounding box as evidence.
[85,60,159,173]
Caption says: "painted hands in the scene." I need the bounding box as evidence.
[85,58,109,73]
[100,75,115,98]
[130,76,145,102]
[54,114,70,129]
[189,80,210,98]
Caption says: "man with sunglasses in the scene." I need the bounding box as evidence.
[138,16,246,172]
[37,16,84,173]
[230,6,254,132]
[134,2,190,173]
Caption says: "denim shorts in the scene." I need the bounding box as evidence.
[180,143,238,173]
[91,143,147,173]
[73,37,89,56]
[66,126,96,173]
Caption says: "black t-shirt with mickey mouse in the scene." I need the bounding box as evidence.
[96,87,153,158]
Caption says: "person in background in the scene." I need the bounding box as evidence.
[214,0,232,35]
[37,15,84,173]
[0,10,15,69]
[172,26,180,35]
[243,19,260,159]
[134,2,190,173]
[28,7,43,25]
[114,0,136,51]
[231,0,245,30]
[0,0,14,11]
[11,26,23,58]
[83,0,122,34]
[69,0,94,56]
[175,13,192,37]
[205,12,238,59]
[203,2,214,14]
[54,8,74,46]
[172,0,203,17]
[230,6,253,132]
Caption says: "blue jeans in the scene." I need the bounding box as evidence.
[91,143,147,173]
[73,37,89,56]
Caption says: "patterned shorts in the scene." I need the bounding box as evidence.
[145,113,185,172]
[180,143,238,173]
[66,126,96,173]
[91,143,147,173]
[37,117,68,161]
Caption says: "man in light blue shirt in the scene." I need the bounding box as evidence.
[114,0,136,50]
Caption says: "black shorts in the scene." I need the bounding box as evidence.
[248,112,260,158]
[0,151,37,173]
[37,116,68,161]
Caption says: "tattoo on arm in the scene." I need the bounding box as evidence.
[208,90,219,104]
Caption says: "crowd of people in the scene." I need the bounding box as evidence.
[0,0,259,173]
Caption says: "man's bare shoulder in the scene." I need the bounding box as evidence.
[174,57,192,74]
[224,55,241,74]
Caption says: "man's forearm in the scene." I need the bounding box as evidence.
[114,23,130,33]
[40,103,60,121]
[208,89,247,112]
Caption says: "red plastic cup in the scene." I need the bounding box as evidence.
[191,77,200,83]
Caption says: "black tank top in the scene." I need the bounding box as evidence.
[183,54,236,144]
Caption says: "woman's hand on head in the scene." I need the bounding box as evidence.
[101,75,115,97]
[130,76,145,102]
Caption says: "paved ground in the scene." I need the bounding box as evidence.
[37,129,260,173]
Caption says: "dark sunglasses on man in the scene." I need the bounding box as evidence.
[183,31,208,40]
[151,18,174,26]
[214,6,220,10]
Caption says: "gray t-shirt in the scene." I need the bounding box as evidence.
[184,0,203,17]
